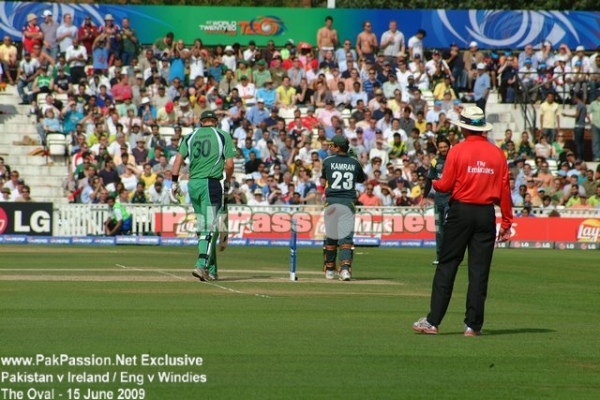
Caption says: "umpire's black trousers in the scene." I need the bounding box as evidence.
[427,201,496,331]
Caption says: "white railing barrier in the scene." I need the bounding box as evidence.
[52,204,600,237]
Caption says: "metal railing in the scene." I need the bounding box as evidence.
[52,203,600,237]
[514,73,538,133]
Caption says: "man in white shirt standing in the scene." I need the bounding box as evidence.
[380,21,405,65]
[407,29,426,60]
[56,13,78,58]
[65,37,87,85]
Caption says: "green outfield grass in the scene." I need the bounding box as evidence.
[0,246,599,399]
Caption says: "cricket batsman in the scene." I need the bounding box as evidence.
[321,136,366,281]
[171,110,237,281]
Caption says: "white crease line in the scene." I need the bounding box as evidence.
[202,281,271,298]
[116,263,271,298]
[116,263,186,281]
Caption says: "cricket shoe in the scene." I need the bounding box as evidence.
[209,273,218,281]
[339,269,351,281]
[464,326,482,337]
[192,268,210,282]
[325,269,336,280]
[412,317,438,335]
[432,260,439,266]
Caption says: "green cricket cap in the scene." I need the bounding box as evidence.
[329,136,349,148]
[200,110,218,121]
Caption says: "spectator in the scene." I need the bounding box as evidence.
[553,56,572,103]
[255,79,276,109]
[358,184,382,206]
[138,163,156,188]
[119,18,138,66]
[534,134,554,159]
[236,75,257,107]
[77,15,98,55]
[111,74,133,103]
[498,54,518,103]
[276,76,297,108]
[589,91,600,162]
[22,13,43,54]
[98,14,121,63]
[37,108,63,145]
[17,51,40,104]
[119,164,139,192]
[561,93,589,161]
[92,33,110,73]
[40,10,59,61]
[152,154,172,174]
[581,169,597,197]
[57,13,77,58]
[130,181,148,204]
[566,192,591,209]
[517,131,534,159]
[588,185,600,208]
[247,188,269,206]
[66,37,87,84]
[10,179,27,201]
[98,157,119,187]
[270,54,286,85]
[13,185,33,202]
[0,187,12,202]
[29,64,53,103]
[149,180,170,204]
[0,36,18,85]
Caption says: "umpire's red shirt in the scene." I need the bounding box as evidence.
[433,135,513,230]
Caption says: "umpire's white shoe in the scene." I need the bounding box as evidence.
[325,269,336,280]
[192,268,210,282]
[339,269,351,281]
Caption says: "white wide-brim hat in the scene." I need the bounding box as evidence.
[449,106,493,132]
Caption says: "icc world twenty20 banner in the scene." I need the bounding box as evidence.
[1,2,599,49]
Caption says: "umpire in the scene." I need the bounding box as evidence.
[413,106,513,336]
[172,110,237,282]
[321,136,366,281]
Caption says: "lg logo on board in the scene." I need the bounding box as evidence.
[0,205,52,235]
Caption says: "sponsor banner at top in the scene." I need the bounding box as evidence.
[1,2,598,49]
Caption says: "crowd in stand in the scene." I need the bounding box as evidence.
[0,11,599,211]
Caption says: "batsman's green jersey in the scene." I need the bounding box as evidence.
[321,153,366,272]
[178,126,236,272]
[178,126,237,180]
[428,155,450,261]
[428,155,450,205]
[321,154,366,200]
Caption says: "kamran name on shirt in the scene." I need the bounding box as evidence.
[331,163,356,171]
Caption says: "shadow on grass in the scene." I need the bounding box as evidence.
[439,328,556,336]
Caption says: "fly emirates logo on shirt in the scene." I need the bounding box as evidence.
[467,160,495,175]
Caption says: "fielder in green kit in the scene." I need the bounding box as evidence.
[171,110,236,281]
[421,137,451,265]
[321,136,366,281]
